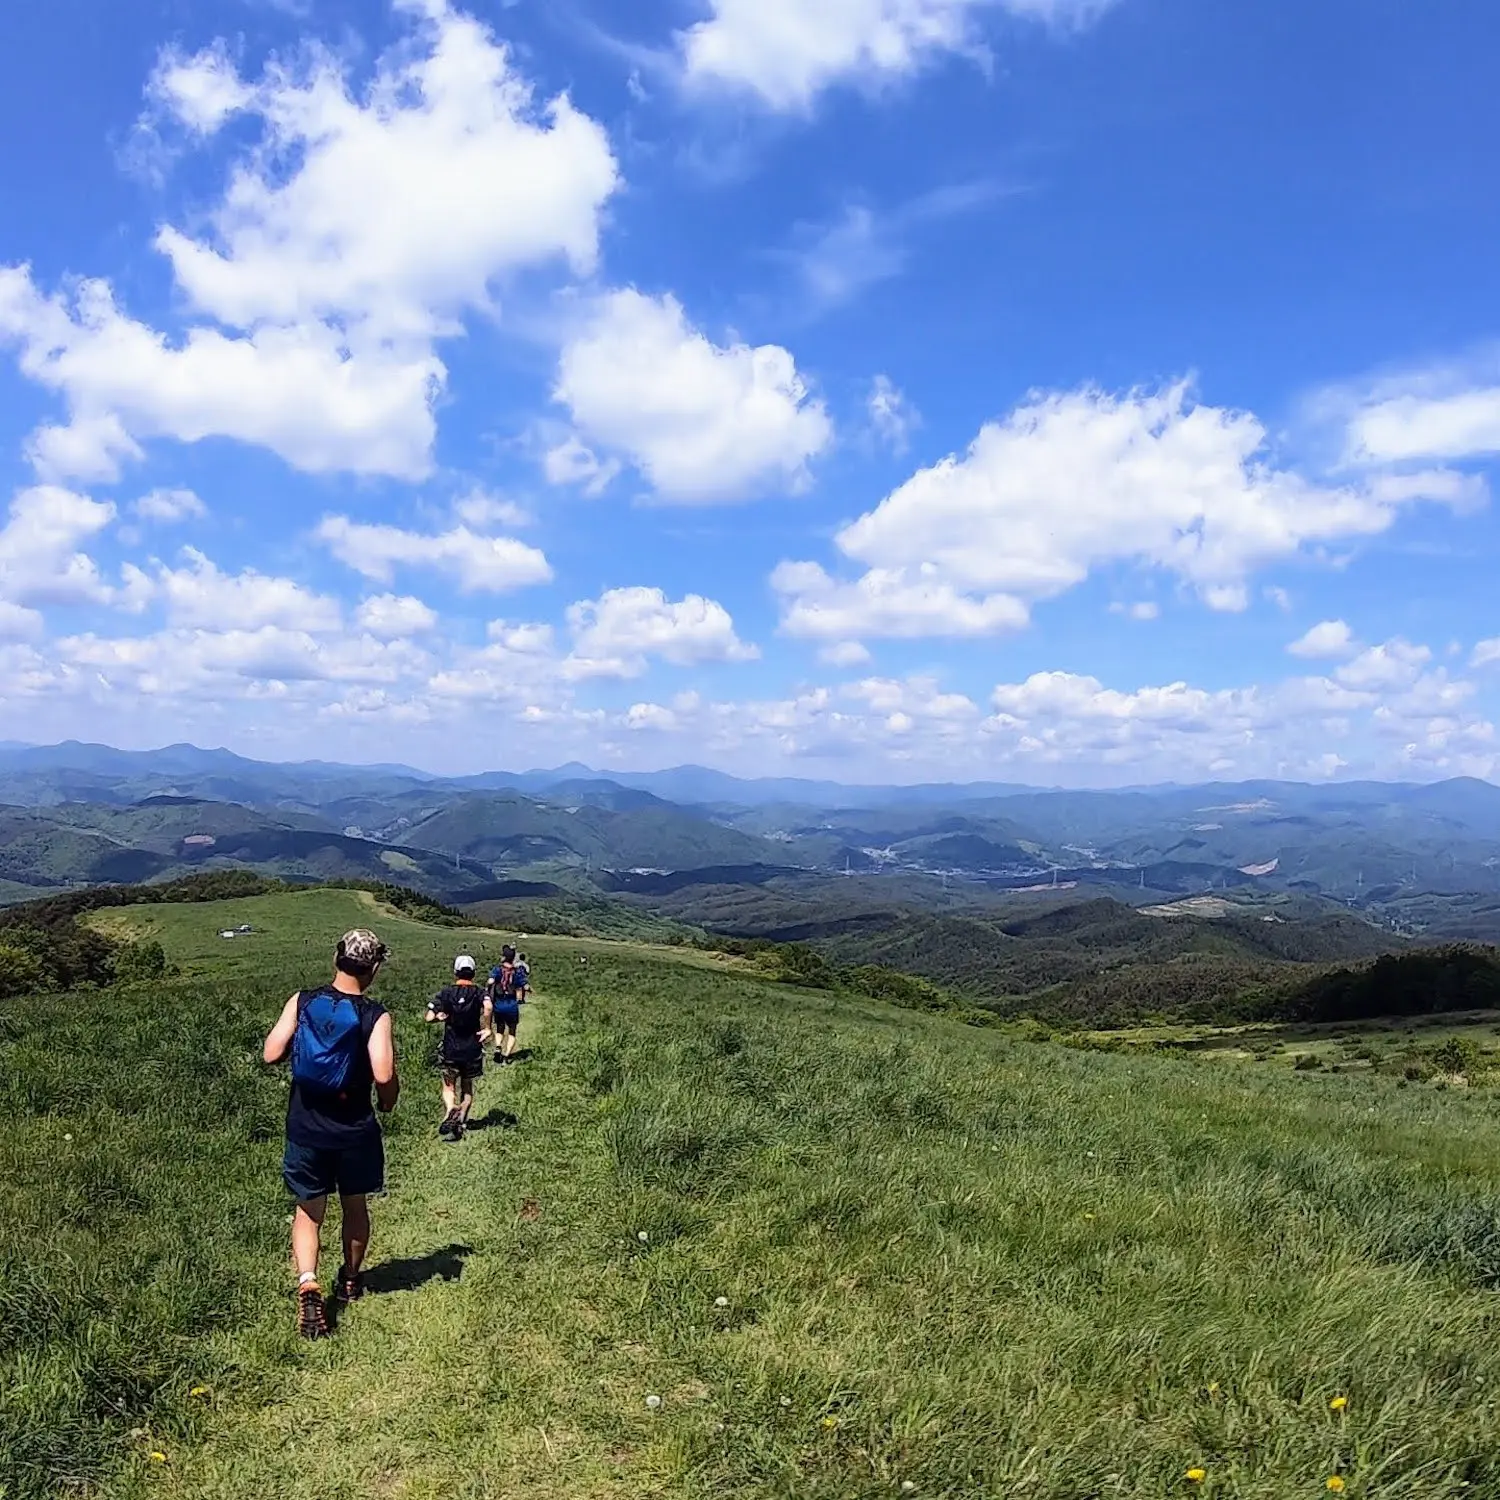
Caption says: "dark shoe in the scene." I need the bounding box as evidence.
[335,1265,363,1304]
[438,1110,459,1139]
[493,1051,503,1066]
[297,1284,329,1340]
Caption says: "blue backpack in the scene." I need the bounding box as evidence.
[291,989,364,1094]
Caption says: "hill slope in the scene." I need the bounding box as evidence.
[5,889,1500,1497]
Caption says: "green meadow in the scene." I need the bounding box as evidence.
[4,887,1500,1498]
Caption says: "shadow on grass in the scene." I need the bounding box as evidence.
[468,1107,519,1132]
[364,1242,473,1295]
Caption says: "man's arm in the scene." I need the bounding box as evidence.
[480,996,493,1044]
[369,1011,399,1114]
[263,993,300,1065]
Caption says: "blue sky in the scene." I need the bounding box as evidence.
[1,0,1498,783]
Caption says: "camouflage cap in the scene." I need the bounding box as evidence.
[338,929,387,969]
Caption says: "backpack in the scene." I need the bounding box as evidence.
[291,989,365,1094]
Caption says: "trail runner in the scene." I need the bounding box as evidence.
[263,928,399,1339]
[488,945,521,1065]
[425,955,488,1141]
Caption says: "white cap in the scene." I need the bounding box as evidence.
[454,954,476,974]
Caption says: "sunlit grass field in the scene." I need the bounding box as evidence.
[5,887,1500,1497]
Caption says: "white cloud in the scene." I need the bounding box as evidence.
[819,639,873,668]
[59,625,428,694]
[1109,600,1159,621]
[1,3,619,483]
[1288,619,1357,660]
[316,515,552,591]
[772,559,1028,641]
[542,435,621,498]
[356,593,439,639]
[564,586,759,678]
[1335,638,1431,692]
[553,289,832,503]
[868,375,916,452]
[775,382,1465,642]
[149,41,255,134]
[26,412,143,484]
[452,489,531,529]
[1348,387,1500,466]
[678,0,1117,111]
[0,486,117,608]
[148,548,343,632]
[624,701,679,732]
[1472,640,1500,670]
[152,4,619,338]
[133,488,207,524]
[0,601,43,640]
[0,271,443,481]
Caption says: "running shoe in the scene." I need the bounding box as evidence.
[438,1110,459,1139]
[334,1265,364,1304]
[297,1283,329,1340]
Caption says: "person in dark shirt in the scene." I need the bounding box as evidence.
[425,955,488,1142]
[488,944,521,1065]
[263,928,399,1339]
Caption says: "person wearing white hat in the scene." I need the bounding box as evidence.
[424,955,487,1142]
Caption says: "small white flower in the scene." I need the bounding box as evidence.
[637,1231,649,1243]
[714,1296,729,1308]
[63,1133,73,1142]
[779,1396,792,1408]
[902,1484,918,1495]
[645,1394,662,1410]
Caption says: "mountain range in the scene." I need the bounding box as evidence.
[4,742,1500,944]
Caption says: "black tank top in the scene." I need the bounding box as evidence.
[434,984,484,1066]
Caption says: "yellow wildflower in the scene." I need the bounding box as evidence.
[1206,1382,1220,1395]
[1326,1479,1346,1493]
[149,1452,167,1464]
[1185,1469,1206,1483]
[190,1386,209,1398]
[1330,1395,1348,1411]
[820,1415,839,1429]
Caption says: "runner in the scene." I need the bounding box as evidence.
[513,951,531,1004]
[425,955,487,1141]
[488,945,521,1065]
[262,928,399,1340]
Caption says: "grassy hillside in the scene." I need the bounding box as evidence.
[7,889,1500,1496]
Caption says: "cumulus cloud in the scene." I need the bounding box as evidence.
[774,382,1466,642]
[678,0,1118,111]
[58,625,428,694]
[151,5,618,337]
[1,2,619,483]
[133,488,207,524]
[772,560,1028,641]
[0,271,443,481]
[141,548,343,633]
[819,640,874,668]
[316,515,552,591]
[1288,619,1357,660]
[553,289,832,503]
[357,594,440,639]
[563,585,759,678]
[0,486,118,609]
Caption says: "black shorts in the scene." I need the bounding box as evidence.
[441,1056,483,1084]
[283,1134,384,1202]
[492,1001,520,1031]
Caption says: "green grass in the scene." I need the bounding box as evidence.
[7,888,1500,1497]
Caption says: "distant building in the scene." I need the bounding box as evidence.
[218,930,237,939]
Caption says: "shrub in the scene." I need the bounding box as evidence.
[1433,1036,1484,1079]
[1293,1053,1324,1072]
[0,942,47,998]
[113,940,167,987]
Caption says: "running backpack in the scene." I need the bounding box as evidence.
[291,989,364,1094]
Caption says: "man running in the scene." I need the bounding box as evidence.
[263,928,399,1340]
[488,945,521,1065]
[425,955,487,1141]
[513,951,531,1004]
